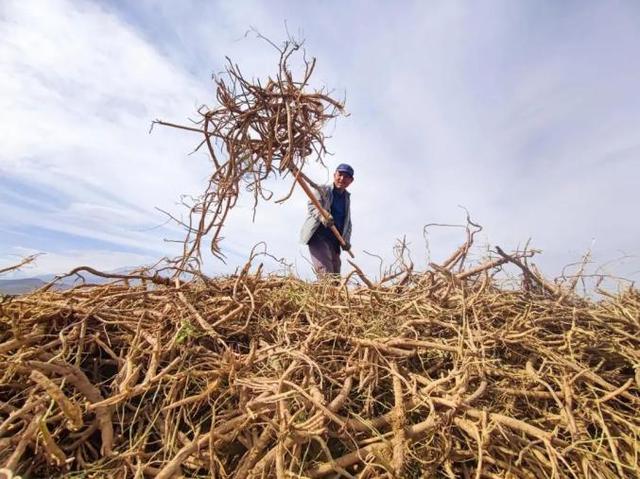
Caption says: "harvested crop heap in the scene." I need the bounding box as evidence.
[1,253,639,478]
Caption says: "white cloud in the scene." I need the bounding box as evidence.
[0,0,210,258]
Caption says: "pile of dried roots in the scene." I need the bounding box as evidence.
[1,249,639,478]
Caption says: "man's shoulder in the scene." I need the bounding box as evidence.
[316,184,332,196]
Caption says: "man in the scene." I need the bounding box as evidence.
[300,163,354,276]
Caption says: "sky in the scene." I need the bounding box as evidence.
[1,0,639,285]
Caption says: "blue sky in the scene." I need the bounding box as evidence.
[1,0,639,283]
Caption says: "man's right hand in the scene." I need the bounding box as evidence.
[321,215,335,228]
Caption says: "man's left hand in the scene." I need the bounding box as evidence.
[342,241,351,251]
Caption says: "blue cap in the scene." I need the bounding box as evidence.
[336,163,354,177]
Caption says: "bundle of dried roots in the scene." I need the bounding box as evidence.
[154,36,345,270]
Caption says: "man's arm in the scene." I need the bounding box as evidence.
[342,194,352,245]
[342,220,352,249]
[307,186,332,224]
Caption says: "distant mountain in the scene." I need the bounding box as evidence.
[0,268,136,295]
[0,278,48,295]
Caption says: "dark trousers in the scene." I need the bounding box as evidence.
[308,235,341,276]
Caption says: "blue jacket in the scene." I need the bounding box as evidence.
[300,185,352,245]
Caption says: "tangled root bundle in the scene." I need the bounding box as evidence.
[154,37,345,268]
[2,248,639,478]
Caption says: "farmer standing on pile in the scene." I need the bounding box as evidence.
[300,164,354,277]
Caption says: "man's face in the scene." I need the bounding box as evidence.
[333,170,354,190]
